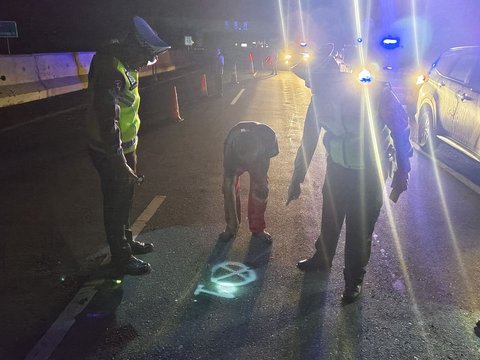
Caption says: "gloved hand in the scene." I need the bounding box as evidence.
[389,170,408,203]
[218,225,238,242]
[113,155,142,184]
[286,181,301,205]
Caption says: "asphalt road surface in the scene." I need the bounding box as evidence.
[2,70,480,359]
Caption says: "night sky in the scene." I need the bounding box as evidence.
[2,0,480,60]
[0,0,281,54]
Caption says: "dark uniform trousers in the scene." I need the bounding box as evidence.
[89,148,137,262]
[316,157,386,287]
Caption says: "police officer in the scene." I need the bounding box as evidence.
[214,48,225,97]
[86,16,170,275]
[219,121,279,243]
[287,50,412,303]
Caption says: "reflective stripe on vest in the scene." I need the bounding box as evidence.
[115,58,141,154]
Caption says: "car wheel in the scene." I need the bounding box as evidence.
[417,104,437,152]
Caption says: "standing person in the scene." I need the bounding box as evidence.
[86,16,170,275]
[214,48,225,97]
[287,51,412,303]
[219,121,279,243]
[270,48,278,75]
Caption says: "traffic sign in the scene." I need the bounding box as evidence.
[184,35,194,46]
[0,21,18,38]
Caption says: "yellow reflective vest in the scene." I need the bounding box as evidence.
[115,58,140,154]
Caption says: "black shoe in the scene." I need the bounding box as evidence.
[251,231,273,244]
[296,257,330,272]
[341,284,363,304]
[475,320,480,338]
[115,256,151,276]
[129,240,154,255]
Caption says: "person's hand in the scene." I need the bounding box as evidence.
[389,170,408,203]
[218,226,238,242]
[114,157,142,184]
[287,181,301,205]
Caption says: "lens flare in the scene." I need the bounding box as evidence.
[411,0,421,68]
[352,0,432,354]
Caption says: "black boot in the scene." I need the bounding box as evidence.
[341,284,363,304]
[125,230,154,255]
[297,253,330,272]
[113,255,151,276]
[342,269,364,304]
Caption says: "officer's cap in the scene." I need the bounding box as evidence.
[133,16,170,55]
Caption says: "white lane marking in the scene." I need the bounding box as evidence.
[131,195,166,240]
[25,195,166,360]
[25,280,104,360]
[0,105,86,135]
[413,143,480,195]
[230,88,245,105]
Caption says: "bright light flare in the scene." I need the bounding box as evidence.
[278,0,288,50]
[423,136,478,309]
[416,74,427,85]
[358,69,373,83]
[352,0,432,350]
[411,0,421,67]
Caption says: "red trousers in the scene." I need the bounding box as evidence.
[224,159,270,234]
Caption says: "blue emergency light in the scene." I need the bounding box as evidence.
[381,36,401,50]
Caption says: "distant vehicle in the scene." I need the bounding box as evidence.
[278,43,317,70]
[415,46,480,161]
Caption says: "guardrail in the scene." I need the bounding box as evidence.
[0,49,191,108]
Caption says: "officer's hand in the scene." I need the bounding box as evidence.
[123,163,142,184]
[287,181,301,205]
[389,170,408,203]
[218,225,238,242]
[114,157,142,184]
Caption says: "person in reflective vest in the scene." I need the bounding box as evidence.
[219,121,279,244]
[287,51,412,303]
[86,16,169,276]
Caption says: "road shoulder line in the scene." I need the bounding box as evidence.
[24,195,166,360]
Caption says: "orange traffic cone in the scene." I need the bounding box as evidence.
[169,85,184,122]
[200,73,209,97]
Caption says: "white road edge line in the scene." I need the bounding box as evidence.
[0,105,86,135]
[230,88,245,105]
[413,143,480,195]
[131,195,166,240]
[25,195,166,360]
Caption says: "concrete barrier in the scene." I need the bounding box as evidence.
[0,49,192,108]
[0,55,47,106]
[35,53,86,97]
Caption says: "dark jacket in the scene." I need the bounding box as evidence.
[86,44,127,161]
[292,59,412,184]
